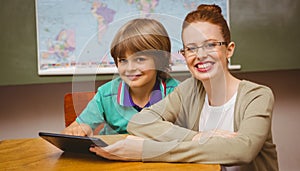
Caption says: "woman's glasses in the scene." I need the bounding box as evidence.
[179,41,227,57]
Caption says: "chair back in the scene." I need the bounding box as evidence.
[64,91,95,127]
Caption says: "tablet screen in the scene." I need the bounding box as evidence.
[39,132,108,154]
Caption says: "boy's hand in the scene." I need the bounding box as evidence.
[62,121,93,136]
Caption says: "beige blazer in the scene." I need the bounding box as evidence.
[128,77,278,171]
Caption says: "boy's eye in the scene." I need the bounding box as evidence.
[118,58,127,63]
[135,57,146,62]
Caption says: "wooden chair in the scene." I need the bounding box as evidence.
[64,91,95,127]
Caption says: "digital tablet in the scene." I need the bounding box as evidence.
[39,132,108,154]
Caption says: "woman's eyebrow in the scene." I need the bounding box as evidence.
[185,39,219,46]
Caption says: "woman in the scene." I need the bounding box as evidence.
[90,5,278,171]
[62,18,179,136]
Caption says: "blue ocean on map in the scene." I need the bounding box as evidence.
[36,0,228,74]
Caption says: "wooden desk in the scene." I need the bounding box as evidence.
[0,138,220,171]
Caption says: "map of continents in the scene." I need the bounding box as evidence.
[36,0,227,74]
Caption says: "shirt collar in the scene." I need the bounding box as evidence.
[117,79,166,107]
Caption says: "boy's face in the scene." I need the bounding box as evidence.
[117,52,157,89]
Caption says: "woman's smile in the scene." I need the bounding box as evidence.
[194,61,215,72]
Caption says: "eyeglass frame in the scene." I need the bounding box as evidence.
[179,41,227,57]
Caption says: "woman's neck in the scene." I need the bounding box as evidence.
[203,73,240,106]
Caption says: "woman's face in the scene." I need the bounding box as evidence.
[117,52,157,89]
[182,22,234,82]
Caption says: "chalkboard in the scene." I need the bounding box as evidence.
[229,0,300,71]
[0,0,300,86]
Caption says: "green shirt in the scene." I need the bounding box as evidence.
[76,77,179,135]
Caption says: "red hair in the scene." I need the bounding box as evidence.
[182,4,231,44]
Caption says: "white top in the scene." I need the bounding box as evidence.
[199,92,240,171]
[199,93,237,132]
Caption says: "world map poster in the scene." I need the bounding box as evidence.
[35,0,228,75]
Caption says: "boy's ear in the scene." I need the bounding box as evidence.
[226,42,235,59]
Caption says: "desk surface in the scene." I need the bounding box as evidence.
[0,138,220,171]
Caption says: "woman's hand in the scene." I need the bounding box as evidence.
[90,135,144,161]
[192,129,237,142]
[61,121,93,136]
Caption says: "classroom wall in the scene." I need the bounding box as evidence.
[1,0,300,86]
[0,69,300,170]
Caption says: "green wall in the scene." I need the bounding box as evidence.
[1,0,300,86]
[230,0,300,71]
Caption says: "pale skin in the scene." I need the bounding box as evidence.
[62,53,157,136]
[89,21,239,161]
[62,122,93,136]
[90,135,143,161]
[117,52,157,108]
[183,22,239,141]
